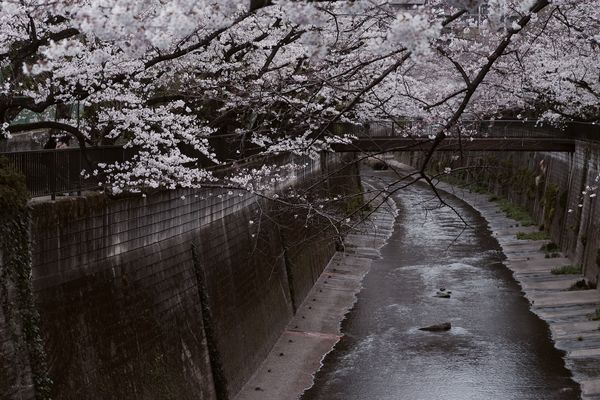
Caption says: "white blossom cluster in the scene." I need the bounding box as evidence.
[0,0,597,195]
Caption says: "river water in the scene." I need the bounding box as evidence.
[302,170,580,400]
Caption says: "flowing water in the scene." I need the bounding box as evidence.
[301,170,580,400]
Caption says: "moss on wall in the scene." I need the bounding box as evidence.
[0,156,29,215]
[0,157,52,399]
[542,183,560,228]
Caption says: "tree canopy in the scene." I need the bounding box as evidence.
[0,0,597,193]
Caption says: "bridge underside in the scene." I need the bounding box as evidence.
[331,137,575,153]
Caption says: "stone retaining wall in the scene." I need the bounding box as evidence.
[2,153,361,400]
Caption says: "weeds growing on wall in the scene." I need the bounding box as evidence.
[0,157,28,212]
[437,170,536,227]
[0,156,52,399]
[542,184,560,228]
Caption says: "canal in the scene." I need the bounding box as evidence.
[301,169,580,400]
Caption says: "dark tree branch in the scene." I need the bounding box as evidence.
[144,12,254,69]
[7,121,91,147]
[419,0,551,175]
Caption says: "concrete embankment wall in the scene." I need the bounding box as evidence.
[1,153,361,400]
[393,139,600,286]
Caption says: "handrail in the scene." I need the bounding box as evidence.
[2,119,597,199]
[332,119,599,140]
[0,146,128,200]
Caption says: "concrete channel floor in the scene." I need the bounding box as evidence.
[433,179,600,400]
[234,199,398,400]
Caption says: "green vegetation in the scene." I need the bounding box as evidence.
[589,308,600,321]
[540,242,560,252]
[437,174,490,195]
[568,279,591,291]
[0,156,29,214]
[0,159,52,399]
[559,190,569,209]
[542,184,560,226]
[494,198,534,226]
[551,264,582,275]
[544,253,561,258]
[471,184,489,194]
[516,231,550,240]
[344,195,372,217]
[436,160,543,228]
[372,162,388,171]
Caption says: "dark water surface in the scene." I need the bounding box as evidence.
[302,171,580,400]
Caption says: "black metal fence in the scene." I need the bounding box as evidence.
[332,119,599,139]
[2,120,598,199]
[1,146,127,200]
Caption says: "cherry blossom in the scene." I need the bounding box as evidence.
[0,0,596,196]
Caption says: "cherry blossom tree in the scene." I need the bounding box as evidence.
[0,0,596,200]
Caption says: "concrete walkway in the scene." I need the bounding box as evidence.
[234,198,397,400]
[433,179,600,400]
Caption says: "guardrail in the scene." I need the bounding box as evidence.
[1,145,293,200]
[332,119,599,139]
[2,119,598,199]
[1,146,128,200]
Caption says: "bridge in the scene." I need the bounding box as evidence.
[331,137,575,153]
[0,119,596,199]
[330,119,594,153]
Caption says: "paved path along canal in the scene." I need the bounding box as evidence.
[302,170,580,400]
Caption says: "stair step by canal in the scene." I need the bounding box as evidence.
[235,199,397,400]
[432,178,600,400]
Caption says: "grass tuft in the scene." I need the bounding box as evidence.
[545,253,560,258]
[516,231,550,240]
[568,279,591,291]
[589,308,600,321]
[493,198,534,226]
[551,264,582,275]
[540,242,560,252]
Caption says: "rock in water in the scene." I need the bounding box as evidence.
[419,322,451,332]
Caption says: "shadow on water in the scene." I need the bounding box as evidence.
[301,170,580,400]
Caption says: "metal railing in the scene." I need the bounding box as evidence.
[2,119,598,199]
[332,119,599,139]
[1,146,128,200]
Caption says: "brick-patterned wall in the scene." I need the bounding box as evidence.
[20,153,357,400]
[393,140,600,285]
